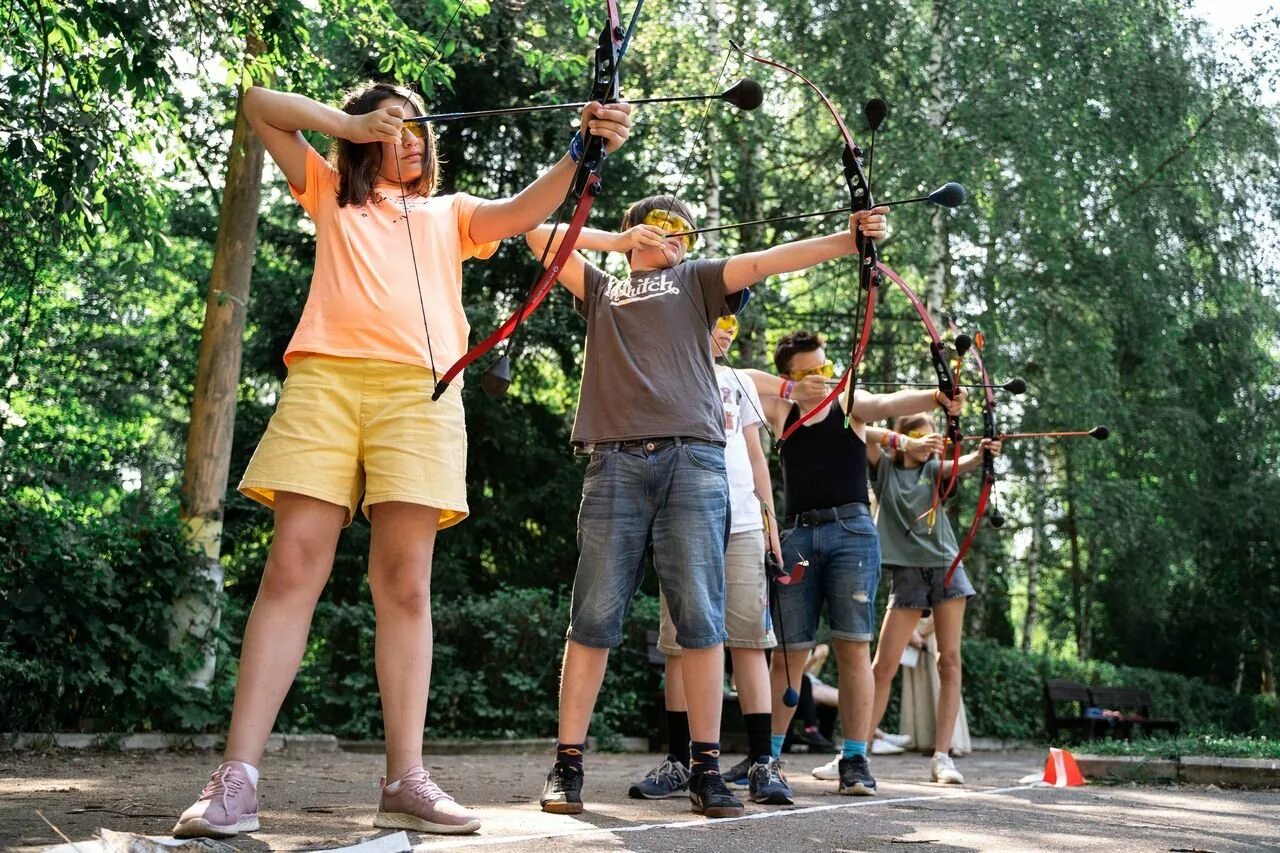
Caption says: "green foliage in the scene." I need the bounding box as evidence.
[961,639,1279,741]
[0,492,229,732]
[277,588,660,740]
[1084,732,1280,760]
[2,0,1279,738]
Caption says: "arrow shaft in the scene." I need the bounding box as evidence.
[410,91,721,124]
[997,430,1096,440]
[846,380,1015,390]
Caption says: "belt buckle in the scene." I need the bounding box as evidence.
[799,509,819,526]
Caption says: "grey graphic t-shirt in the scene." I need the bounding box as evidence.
[571,258,737,445]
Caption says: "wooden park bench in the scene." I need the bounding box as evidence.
[1088,685,1181,740]
[1043,678,1098,742]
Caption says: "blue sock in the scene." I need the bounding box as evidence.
[842,739,867,759]
[770,734,786,759]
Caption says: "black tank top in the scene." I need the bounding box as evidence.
[781,403,870,514]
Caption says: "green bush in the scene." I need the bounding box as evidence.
[961,639,1279,740]
[0,491,227,732]
[281,587,662,742]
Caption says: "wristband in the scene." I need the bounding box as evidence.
[568,131,585,164]
[933,389,944,408]
[890,433,899,451]
[780,379,795,400]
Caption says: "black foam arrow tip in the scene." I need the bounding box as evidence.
[481,355,512,398]
[721,78,764,111]
[1089,425,1110,440]
[954,334,972,357]
[782,686,800,708]
[989,506,1007,529]
[864,97,888,131]
[1002,377,1027,394]
[929,182,967,208]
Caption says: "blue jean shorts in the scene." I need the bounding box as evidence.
[567,438,730,650]
[773,509,881,647]
[885,563,976,609]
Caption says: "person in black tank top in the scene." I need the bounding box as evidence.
[744,330,966,797]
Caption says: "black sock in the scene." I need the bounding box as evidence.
[666,710,691,767]
[744,713,773,765]
[555,742,585,770]
[689,741,722,776]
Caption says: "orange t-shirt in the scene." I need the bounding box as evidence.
[284,145,500,375]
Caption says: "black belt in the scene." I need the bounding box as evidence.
[578,436,725,454]
[786,501,871,527]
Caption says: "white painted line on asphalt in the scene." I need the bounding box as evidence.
[412,784,1041,850]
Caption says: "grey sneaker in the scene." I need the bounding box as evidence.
[722,756,752,786]
[628,757,691,799]
[374,766,480,835]
[748,757,794,805]
[172,761,260,838]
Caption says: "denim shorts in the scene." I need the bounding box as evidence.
[773,511,881,647]
[657,527,776,654]
[567,438,730,650]
[885,563,976,610]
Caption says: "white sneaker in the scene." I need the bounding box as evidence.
[930,753,964,784]
[880,732,913,748]
[871,737,906,755]
[811,755,840,780]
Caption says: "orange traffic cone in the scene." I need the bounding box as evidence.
[1041,747,1086,787]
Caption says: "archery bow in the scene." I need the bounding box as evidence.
[725,41,881,443]
[430,1,641,400]
[945,330,1006,587]
[873,264,964,528]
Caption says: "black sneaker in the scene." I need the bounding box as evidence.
[722,756,751,787]
[688,772,745,818]
[748,757,794,805]
[540,762,584,814]
[627,757,690,799]
[793,728,838,753]
[837,755,877,796]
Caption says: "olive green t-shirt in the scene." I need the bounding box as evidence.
[871,457,959,567]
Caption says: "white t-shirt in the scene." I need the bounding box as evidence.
[717,364,765,533]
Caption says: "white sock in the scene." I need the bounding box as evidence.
[234,761,260,787]
[933,751,948,761]
[384,779,403,793]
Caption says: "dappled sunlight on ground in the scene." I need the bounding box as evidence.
[2,749,1277,852]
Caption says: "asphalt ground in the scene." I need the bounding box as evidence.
[2,748,1277,851]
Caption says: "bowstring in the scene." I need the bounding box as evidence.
[395,0,469,383]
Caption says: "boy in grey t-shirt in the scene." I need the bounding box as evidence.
[525,194,887,819]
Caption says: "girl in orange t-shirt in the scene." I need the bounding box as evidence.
[172,81,632,840]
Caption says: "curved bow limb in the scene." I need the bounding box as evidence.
[431,1,639,400]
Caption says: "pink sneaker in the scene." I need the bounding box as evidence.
[172,761,260,838]
[374,766,480,835]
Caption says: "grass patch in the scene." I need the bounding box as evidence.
[1085,732,1280,760]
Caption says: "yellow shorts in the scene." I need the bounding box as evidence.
[238,356,468,528]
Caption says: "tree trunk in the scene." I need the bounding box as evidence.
[1262,642,1276,696]
[702,0,722,259]
[173,39,267,688]
[1021,449,1046,652]
[1064,451,1089,660]
[923,0,953,314]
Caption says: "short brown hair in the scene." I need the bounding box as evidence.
[332,82,440,207]
[774,330,825,374]
[620,194,697,232]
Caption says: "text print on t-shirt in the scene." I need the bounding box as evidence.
[606,270,681,306]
